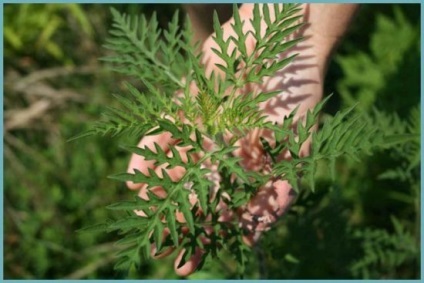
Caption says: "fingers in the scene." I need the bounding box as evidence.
[150,225,212,277]
[240,179,296,246]
[248,179,295,222]
[150,228,176,259]
[126,132,174,190]
[128,132,194,185]
[174,247,204,277]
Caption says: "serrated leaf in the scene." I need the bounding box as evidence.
[180,201,195,234]
[114,257,133,272]
[77,221,111,233]
[380,134,419,147]
[115,233,140,246]
[251,4,262,42]
[232,190,249,207]
[109,216,149,232]
[107,196,152,211]
[262,4,271,27]
[153,221,164,251]
[231,4,247,58]
[165,208,179,246]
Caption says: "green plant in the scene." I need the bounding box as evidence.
[333,8,420,278]
[80,4,415,277]
[349,106,420,279]
[4,4,93,63]
[350,216,419,279]
[336,6,419,115]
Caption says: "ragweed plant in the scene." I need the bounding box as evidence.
[79,4,415,277]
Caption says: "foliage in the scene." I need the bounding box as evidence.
[3,4,145,279]
[349,106,420,279]
[350,216,418,279]
[3,3,420,280]
[257,5,420,279]
[336,5,420,116]
[4,4,93,64]
[82,4,417,277]
[336,8,420,279]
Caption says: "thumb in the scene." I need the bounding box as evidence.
[200,4,256,79]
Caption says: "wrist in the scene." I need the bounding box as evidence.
[303,4,359,72]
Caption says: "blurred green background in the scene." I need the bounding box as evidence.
[3,4,420,279]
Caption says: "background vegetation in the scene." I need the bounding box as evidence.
[4,3,420,279]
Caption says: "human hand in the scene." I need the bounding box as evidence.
[127,4,325,276]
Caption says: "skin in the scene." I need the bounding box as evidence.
[127,3,359,277]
